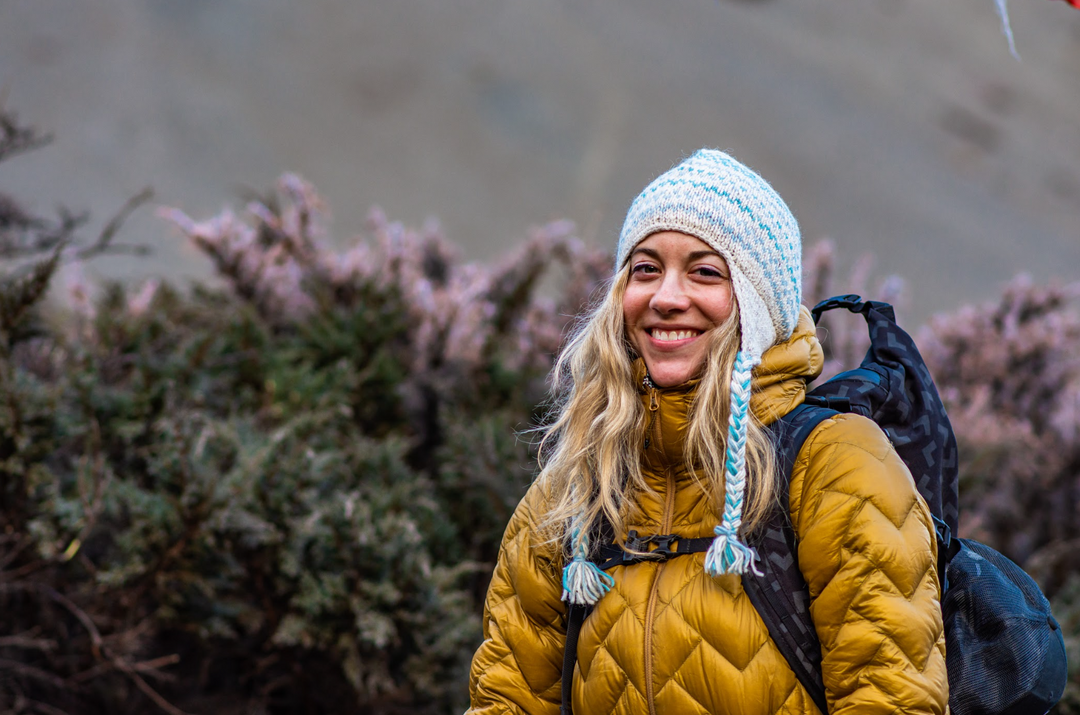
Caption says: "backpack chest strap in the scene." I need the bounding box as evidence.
[593,530,714,571]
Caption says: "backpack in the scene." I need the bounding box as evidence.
[561,294,1068,715]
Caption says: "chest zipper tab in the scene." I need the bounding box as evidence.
[644,375,660,450]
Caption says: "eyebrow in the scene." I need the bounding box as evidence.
[631,247,724,262]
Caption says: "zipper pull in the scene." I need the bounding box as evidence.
[644,379,659,450]
[644,372,660,412]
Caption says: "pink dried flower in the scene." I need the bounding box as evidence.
[58,260,96,322]
[164,175,614,414]
[127,278,160,317]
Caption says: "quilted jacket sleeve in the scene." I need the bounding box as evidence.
[789,413,949,715]
[466,481,567,715]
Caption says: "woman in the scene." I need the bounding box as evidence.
[467,149,948,714]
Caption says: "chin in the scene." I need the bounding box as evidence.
[648,366,696,387]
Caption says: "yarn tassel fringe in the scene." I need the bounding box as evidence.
[704,524,763,577]
[562,557,614,605]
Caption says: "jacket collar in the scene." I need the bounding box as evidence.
[749,305,824,425]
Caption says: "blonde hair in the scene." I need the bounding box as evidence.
[536,268,778,557]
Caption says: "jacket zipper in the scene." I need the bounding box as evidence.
[645,384,660,450]
[644,463,676,715]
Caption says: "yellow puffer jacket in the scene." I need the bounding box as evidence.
[467,308,949,715]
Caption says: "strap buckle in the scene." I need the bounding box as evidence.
[623,531,678,562]
[652,534,676,558]
[803,394,852,413]
[931,514,955,593]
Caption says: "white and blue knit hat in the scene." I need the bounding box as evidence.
[561,149,802,604]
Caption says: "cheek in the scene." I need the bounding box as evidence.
[621,286,646,326]
[621,289,648,347]
[705,286,735,325]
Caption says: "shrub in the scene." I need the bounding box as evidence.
[1,112,1077,711]
[1,160,611,712]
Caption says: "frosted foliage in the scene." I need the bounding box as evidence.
[163,173,612,378]
[919,276,1080,581]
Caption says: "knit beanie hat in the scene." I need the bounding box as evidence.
[561,148,802,605]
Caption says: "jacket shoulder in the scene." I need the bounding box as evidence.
[787,412,914,526]
[488,479,564,621]
[786,411,939,587]
[785,410,940,604]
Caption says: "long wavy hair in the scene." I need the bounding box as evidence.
[536,268,779,558]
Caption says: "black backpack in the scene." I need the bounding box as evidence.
[561,295,1068,715]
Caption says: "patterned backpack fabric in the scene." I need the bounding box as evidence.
[753,295,1067,715]
[562,295,1068,715]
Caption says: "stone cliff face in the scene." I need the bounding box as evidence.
[0,0,1078,323]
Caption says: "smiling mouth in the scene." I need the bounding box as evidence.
[651,329,701,342]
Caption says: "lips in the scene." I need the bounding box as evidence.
[650,329,702,342]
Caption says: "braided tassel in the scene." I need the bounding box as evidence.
[705,350,764,578]
[561,527,614,605]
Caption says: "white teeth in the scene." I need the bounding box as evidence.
[654,330,697,342]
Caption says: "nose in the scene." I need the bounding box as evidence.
[649,272,690,314]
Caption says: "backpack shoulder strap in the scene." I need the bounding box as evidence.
[561,603,589,715]
[561,515,617,715]
[744,402,838,715]
[770,402,839,481]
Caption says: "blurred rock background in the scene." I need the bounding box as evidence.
[1,0,1078,324]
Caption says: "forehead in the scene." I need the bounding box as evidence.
[631,230,723,260]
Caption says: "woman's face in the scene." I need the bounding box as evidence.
[622,231,735,387]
